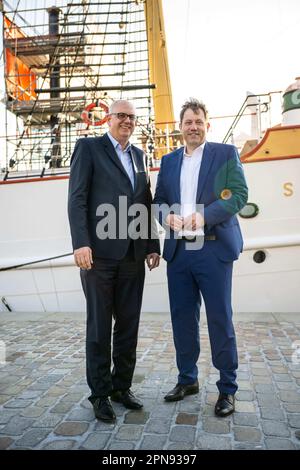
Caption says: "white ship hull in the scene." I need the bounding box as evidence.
[1,155,300,314]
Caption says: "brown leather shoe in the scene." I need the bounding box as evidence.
[164,381,199,402]
[93,397,116,422]
[111,389,143,410]
[214,393,235,417]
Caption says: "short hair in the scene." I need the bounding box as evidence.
[109,100,135,114]
[179,98,209,123]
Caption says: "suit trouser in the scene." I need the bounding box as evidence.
[80,244,145,402]
[167,239,238,395]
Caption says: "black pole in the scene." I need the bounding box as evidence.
[47,6,61,168]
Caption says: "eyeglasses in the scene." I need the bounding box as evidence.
[110,112,137,121]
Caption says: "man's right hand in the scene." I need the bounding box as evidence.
[166,214,184,232]
[74,247,93,270]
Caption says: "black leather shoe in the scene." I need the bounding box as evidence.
[164,381,199,402]
[93,397,116,422]
[214,393,235,417]
[111,389,143,410]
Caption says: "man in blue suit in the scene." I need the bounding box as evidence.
[153,98,248,417]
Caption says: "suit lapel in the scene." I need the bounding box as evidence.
[196,142,215,201]
[130,147,140,193]
[174,148,184,203]
[102,133,134,188]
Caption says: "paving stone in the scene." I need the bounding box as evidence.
[115,425,143,441]
[0,395,10,405]
[20,407,45,418]
[202,405,215,417]
[262,420,290,437]
[234,443,264,450]
[270,367,289,374]
[236,381,252,391]
[0,436,14,450]
[251,368,270,376]
[0,416,35,436]
[124,411,150,425]
[279,391,300,403]
[276,382,298,391]
[63,393,83,403]
[205,393,218,405]
[3,399,33,408]
[18,390,43,400]
[260,408,285,421]
[233,413,259,426]
[144,417,171,434]
[0,409,19,424]
[256,394,280,408]
[109,442,135,450]
[51,401,74,414]
[133,374,145,384]
[32,414,63,428]
[42,439,76,450]
[265,438,295,450]
[236,391,255,401]
[36,396,59,407]
[167,442,194,450]
[197,434,232,450]
[235,401,256,413]
[14,429,51,448]
[175,413,198,425]
[54,421,89,436]
[295,430,300,440]
[252,376,272,384]
[233,426,262,442]
[282,403,300,413]
[151,404,177,417]
[178,401,201,413]
[202,417,230,434]
[94,420,117,431]
[66,408,95,422]
[273,373,292,382]
[81,432,110,449]
[169,426,196,443]
[139,435,167,450]
[4,385,27,395]
[46,386,68,397]
[287,414,300,428]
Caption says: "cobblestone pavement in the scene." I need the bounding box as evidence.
[0,312,300,451]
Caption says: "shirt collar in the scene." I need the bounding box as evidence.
[107,132,131,152]
[183,141,206,158]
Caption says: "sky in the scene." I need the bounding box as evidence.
[162,0,300,140]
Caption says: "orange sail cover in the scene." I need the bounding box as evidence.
[4,16,37,101]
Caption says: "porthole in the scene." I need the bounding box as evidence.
[253,251,266,264]
[239,203,259,219]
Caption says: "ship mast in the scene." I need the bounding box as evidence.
[0,0,176,175]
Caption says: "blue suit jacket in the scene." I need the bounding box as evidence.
[153,142,248,262]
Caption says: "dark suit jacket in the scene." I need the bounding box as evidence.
[153,142,248,262]
[68,133,160,260]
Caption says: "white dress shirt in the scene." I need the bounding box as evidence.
[179,142,205,237]
[107,132,135,189]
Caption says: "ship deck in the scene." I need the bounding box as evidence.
[0,312,299,451]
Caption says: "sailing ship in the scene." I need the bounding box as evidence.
[0,0,299,314]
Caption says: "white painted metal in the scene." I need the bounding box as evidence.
[0,153,299,313]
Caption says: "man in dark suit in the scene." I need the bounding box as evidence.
[153,98,248,417]
[68,100,160,422]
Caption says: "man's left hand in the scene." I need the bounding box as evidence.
[183,212,204,231]
[146,253,160,271]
